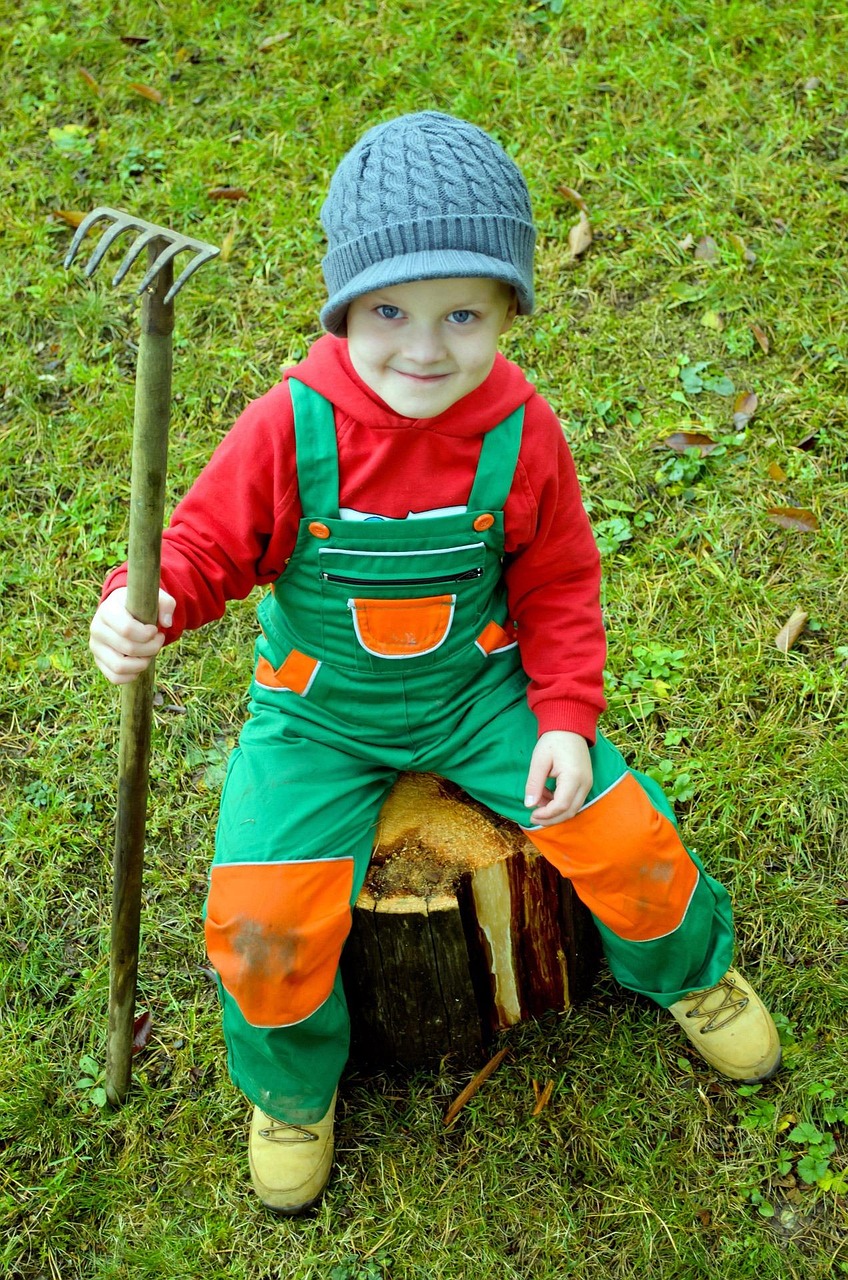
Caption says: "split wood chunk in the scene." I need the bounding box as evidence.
[341,773,600,1070]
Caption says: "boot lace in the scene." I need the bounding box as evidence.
[258,1114,319,1144]
[681,974,749,1034]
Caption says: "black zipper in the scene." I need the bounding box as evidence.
[321,567,483,586]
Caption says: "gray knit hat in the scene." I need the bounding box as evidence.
[319,111,535,334]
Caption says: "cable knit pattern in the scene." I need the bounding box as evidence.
[320,112,535,333]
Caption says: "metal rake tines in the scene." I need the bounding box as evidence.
[64,207,219,305]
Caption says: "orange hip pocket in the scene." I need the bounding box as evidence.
[348,595,455,658]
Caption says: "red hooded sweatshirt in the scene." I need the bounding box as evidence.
[103,335,606,740]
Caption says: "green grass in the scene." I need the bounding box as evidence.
[2,1,847,1275]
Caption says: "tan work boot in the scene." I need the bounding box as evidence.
[248,1091,337,1214]
[670,968,781,1082]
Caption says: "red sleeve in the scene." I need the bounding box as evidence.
[101,382,301,641]
[502,395,606,742]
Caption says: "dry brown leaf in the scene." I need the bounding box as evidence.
[258,31,292,51]
[53,209,87,228]
[655,431,719,456]
[733,390,759,429]
[208,186,249,201]
[120,35,152,46]
[796,431,819,452]
[750,323,769,354]
[766,506,819,532]
[568,211,592,258]
[78,67,101,95]
[443,1047,509,1127]
[129,82,164,104]
[775,608,809,653]
[694,235,719,262]
[677,233,695,252]
[768,461,787,482]
[531,1080,555,1117]
[558,185,588,214]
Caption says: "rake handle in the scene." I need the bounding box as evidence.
[106,243,174,1105]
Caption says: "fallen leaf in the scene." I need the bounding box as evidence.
[750,323,769,354]
[766,506,819,532]
[701,310,723,331]
[220,219,238,263]
[129,82,164,104]
[733,390,759,429]
[696,1208,713,1228]
[207,186,249,201]
[531,1080,555,1117]
[677,233,695,252]
[132,1010,153,1054]
[558,185,589,214]
[78,67,101,95]
[655,431,719,455]
[52,209,87,228]
[768,461,787,482]
[775,608,809,653]
[120,35,152,46]
[796,431,819,452]
[258,31,292,51]
[444,1047,509,1127]
[694,235,719,262]
[567,211,592,258]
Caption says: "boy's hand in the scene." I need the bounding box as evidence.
[90,587,176,685]
[524,731,593,827]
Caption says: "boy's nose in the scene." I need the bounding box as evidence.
[402,324,447,366]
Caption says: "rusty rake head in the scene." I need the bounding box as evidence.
[64,207,219,306]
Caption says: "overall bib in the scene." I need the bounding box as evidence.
[206,381,734,1124]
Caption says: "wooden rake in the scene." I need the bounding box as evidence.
[65,208,219,1104]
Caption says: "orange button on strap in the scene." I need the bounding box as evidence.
[308,521,331,539]
[473,513,495,532]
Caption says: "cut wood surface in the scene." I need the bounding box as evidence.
[341,773,600,1070]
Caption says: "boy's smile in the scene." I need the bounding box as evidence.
[346,277,517,418]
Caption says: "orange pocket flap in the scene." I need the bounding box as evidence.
[255,649,320,695]
[475,619,518,655]
[349,595,455,658]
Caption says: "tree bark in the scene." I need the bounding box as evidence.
[341,773,600,1070]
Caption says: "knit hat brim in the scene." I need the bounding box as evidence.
[319,249,533,336]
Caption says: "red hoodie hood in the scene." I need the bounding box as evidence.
[285,334,537,438]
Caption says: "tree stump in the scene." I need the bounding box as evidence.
[340,773,600,1070]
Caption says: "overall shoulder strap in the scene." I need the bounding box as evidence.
[288,378,340,516]
[466,405,525,512]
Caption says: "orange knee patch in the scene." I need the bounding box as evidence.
[526,773,698,941]
[205,858,354,1026]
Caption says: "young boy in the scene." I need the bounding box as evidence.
[90,111,780,1214]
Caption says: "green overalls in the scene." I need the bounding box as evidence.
[205,380,734,1125]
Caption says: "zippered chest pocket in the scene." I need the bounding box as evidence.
[317,542,486,593]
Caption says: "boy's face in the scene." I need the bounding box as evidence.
[345,277,517,418]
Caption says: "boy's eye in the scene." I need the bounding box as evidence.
[375,304,401,320]
[447,309,475,324]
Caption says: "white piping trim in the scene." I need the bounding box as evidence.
[212,855,355,869]
[348,595,456,659]
[319,543,484,560]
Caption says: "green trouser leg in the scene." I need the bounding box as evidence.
[207,656,734,1126]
